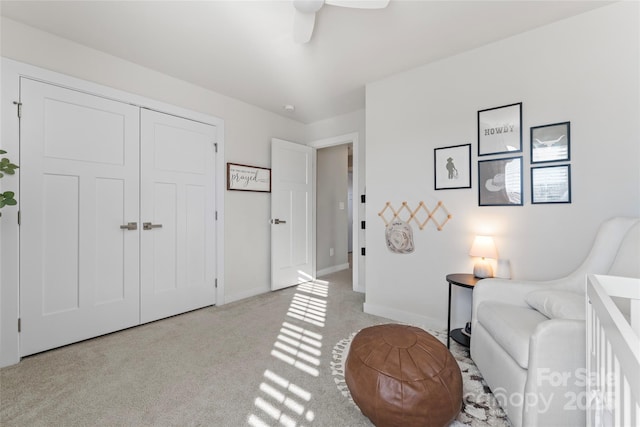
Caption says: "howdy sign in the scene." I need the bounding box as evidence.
[478,103,522,156]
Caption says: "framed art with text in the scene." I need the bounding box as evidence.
[531,121,570,164]
[478,156,523,206]
[531,164,571,204]
[434,144,471,190]
[478,102,522,156]
[227,163,271,192]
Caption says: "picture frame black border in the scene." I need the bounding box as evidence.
[531,164,572,204]
[478,156,523,207]
[226,162,272,193]
[477,102,523,156]
[530,121,571,164]
[434,143,472,190]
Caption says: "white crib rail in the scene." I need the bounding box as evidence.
[587,274,640,427]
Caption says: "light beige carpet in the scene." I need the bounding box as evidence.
[1,270,506,426]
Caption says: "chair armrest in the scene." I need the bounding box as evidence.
[523,318,586,426]
[527,318,586,375]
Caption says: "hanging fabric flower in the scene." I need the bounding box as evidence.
[385,219,414,254]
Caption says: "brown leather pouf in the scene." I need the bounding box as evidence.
[345,324,462,427]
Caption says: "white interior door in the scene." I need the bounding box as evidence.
[140,109,217,323]
[271,138,315,290]
[19,78,140,356]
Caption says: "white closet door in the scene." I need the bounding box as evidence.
[140,109,217,323]
[19,78,140,356]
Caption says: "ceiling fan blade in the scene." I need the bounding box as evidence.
[293,9,316,44]
[325,0,390,9]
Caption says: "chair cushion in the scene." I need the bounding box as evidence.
[525,289,585,320]
[477,302,549,369]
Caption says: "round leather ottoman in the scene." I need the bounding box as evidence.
[345,324,462,427]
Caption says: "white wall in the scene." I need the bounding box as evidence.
[316,145,349,274]
[0,17,308,304]
[364,2,640,329]
[305,109,365,143]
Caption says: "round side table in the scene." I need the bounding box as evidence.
[446,273,482,348]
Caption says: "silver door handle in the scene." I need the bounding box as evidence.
[120,222,138,231]
[272,219,287,224]
[143,222,163,230]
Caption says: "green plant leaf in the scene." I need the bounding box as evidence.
[0,150,19,212]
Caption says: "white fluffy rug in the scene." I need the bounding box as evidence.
[331,328,511,427]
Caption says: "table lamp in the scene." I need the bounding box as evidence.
[469,235,497,278]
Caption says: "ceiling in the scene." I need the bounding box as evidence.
[0,1,610,124]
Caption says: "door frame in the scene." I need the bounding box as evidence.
[307,132,363,293]
[0,58,226,367]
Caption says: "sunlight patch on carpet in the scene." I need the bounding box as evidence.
[249,280,329,426]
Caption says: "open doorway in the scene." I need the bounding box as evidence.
[308,132,363,293]
[316,144,351,277]
[348,147,353,268]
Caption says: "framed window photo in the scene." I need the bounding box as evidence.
[434,144,471,190]
[227,163,271,192]
[478,156,523,206]
[531,121,570,164]
[531,164,571,204]
[478,102,522,156]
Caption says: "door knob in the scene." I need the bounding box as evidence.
[120,222,138,231]
[272,218,287,225]
[143,222,163,230]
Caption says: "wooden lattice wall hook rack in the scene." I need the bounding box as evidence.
[378,201,452,231]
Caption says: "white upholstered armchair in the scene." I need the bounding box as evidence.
[470,217,640,427]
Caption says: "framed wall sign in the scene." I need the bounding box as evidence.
[478,102,522,156]
[434,144,471,190]
[531,164,571,204]
[227,163,271,192]
[478,156,523,206]
[531,121,570,164]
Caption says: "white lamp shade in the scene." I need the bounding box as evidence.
[469,235,497,259]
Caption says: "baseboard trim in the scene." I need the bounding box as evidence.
[363,302,443,331]
[224,285,269,305]
[317,263,350,277]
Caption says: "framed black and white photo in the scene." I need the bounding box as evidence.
[227,163,271,192]
[531,121,570,163]
[531,164,571,204]
[434,144,471,190]
[478,156,523,206]
[478,102,522,156]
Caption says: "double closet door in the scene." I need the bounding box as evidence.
[19,78,217,356]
